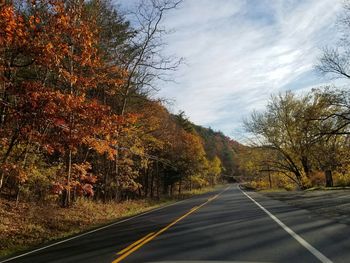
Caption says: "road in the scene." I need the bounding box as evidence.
[2,184,350,263]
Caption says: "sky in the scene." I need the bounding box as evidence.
[117,0,344,142]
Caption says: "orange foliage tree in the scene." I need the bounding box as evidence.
[0,1,128,206]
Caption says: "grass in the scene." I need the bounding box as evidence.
[0,185,221,258]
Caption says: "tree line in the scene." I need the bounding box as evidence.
[0,0,237,207]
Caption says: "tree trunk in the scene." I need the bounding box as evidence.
[64,149,73,207]
[138,186,142,197]
[301,156,311,177]
[144,167,149,198]
[163,183,168,196]
[156,160,161,200]
[170,184,173,197]
[325,170,333,187]
[156,178,160,200]
[115,147,119,202]
[0,132,19,190]
[150,167,154,198]
[103,172,109,203]
[292,169,304,189]
[178,178,182,196]
[15,186,21,207]
[0,173,4,190]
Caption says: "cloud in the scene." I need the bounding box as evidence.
[117,0,343,141]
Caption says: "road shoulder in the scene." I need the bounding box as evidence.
[243,188,350,263]
[260,189,350,225]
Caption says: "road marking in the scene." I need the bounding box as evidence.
[190,206,199,211]
[0,195,195,263]
[239,186,333,263]
[112,186,231,263]
[112,198,213,263]
[207,194,218,202]
[117,232,155,255]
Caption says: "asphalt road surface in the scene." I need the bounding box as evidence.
[2,184,350,263]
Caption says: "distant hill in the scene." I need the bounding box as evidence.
[192,125,242,177]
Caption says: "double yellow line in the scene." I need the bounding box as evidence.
[112,188,228,263]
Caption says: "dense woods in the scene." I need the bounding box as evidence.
[0,0,238,208]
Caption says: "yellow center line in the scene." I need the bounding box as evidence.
[117,232,155,255]
[190,206,199,211]
[208,193,220,201]
[112,186,230,263]
[112,205,203,263]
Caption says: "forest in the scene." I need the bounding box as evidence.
[0,0,239,209]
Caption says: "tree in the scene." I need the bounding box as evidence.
[316,2,350,136]
[316,1,350,80]
[207,156,222,186]
[0,1,125,205]
[306,88,350,186]
[245,92,322,188]
[117,0,183,116]
[244,89,350,189]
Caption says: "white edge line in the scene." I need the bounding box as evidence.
[238,185,333,263]
[1,186,227,263]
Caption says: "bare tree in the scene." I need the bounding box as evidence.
[316,2,350,80]
[314,88,350,135]
[120,0,183,116]
[94,0,183,200]
[315,2,350,137]
[316,47,350,80]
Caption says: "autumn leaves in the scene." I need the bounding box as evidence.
[0,0,228,207]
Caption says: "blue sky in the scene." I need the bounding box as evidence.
[117,0,343,142]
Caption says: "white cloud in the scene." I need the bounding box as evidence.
[117,0,344,141]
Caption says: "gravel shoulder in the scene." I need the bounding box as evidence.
[261,189,350,225]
